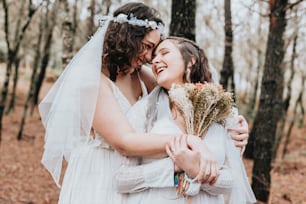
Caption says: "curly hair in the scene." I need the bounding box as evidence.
[102,2,164,81]
[165,36,212,83]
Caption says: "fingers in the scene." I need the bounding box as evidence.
[166,135,189,162]
[207,162,220,185]
[197,158,219,184]
[233,136,248,148]
[228,126,248,134]
[237,115,247,124]
[202,162,211,183]
[231,133,249,141]
[197,159,207,183]
[202,161,220,184]
[166,143,175,160]
[238,115,248,128]
[228,115,249,134]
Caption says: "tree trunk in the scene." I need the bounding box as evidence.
[61,0,77,68]
[101,0,111,15]
[18,11,45,140]
[273,31,298,160]
[86,0,96,37]
[169,0,196,41]
[0,0,38,141]
[31,1,58,111]
[282,86,302,158]
[244,56,262,159]
[251,0,288,201]
[0,60,13,143]
[5,1,26,114]
[220,0,235,98]
[244,1,266,159]
[5,57,20,114]
[297,75,305,127]
[61,21,74,68]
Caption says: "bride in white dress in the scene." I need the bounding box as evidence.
[115,37,256,204]
[39,3,221,204]
[39,5,168,203]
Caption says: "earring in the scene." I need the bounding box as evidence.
[185,68,191,82]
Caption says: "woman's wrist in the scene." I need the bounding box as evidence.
[174,164,183,172]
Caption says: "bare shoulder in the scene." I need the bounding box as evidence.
[100,73,112,88]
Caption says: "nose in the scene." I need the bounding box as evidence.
[144,49,153,63]
[152,54,160,64]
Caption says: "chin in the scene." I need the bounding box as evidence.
[157,80,170,90]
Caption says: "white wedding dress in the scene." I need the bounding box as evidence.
[115,88,235,204]
[58,77,147,204]
[116,89,256,204]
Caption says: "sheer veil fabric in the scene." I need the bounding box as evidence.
[39,20,110,187]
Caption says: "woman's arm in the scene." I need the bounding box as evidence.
[115,125,232,196]
[116,158,175,193]
[93,74,172,157]
[93,75,212,158]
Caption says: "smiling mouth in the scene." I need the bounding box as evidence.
[156,67,166,75]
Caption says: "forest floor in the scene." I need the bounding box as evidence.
[0,65,306,204]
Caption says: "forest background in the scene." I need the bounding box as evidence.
[0,0,305,203]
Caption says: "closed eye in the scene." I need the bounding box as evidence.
[142,42,154,50]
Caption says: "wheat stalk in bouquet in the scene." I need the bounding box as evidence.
[168,82,234,138]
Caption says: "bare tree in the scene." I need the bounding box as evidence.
[220,0,235,97]
[0,0,38,142]
[17,2,47,140]
[297,75,305,127]
[61,0,78,68]
[30,0,59,115]
[282,73,305,158]
[273,29,298,160]
[5,1,26,114]
[246,1,265,121]
[169,0,196,41]
[86,0,96,38]
[100,0,111,15]
[250,0,288,201]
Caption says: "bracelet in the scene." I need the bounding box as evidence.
[174,173,179,187]
[176,172,191,197]
[184,173,198,183]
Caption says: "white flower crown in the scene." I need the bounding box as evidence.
[99,13,164,34]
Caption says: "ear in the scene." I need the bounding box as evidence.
[187,56,196,68]
[186,56,196,82]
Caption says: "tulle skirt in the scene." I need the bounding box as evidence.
[58,137,136,204]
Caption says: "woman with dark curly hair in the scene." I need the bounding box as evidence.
[39,2,249,204]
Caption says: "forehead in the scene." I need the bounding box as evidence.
[155,39,179,52]
[143,29,161,46]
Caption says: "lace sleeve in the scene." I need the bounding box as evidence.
[115,158,175,193]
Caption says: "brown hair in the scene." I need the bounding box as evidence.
[102,2,164,81]
[165,36,212,83]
